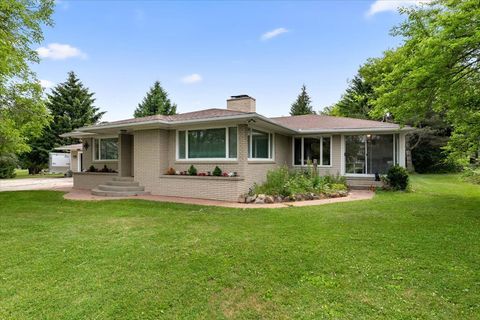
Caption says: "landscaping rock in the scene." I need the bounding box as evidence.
[237,194,246,203]
[295,194,304,201]
[274,196,284,203]
[312,194,320,200]
[246,195,257,203]
[254,197,265,204]
[264,195,274,203]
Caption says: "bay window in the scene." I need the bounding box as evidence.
[177,127,237,160]
[293,136,331,166]
[93,137,118,161]
[248,128,274,160]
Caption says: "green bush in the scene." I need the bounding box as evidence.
[462,167,480,184]
[188,165,197,176]
[0,154,18,179]
[253,165,290,196]
[212,166,222,176]
[385,165,409,190]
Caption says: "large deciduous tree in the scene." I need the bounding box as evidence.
[21,71,105,173]
[0,0,54,164]
[290,84,315,116]
[364,0,480,165]
[133,81,177,118]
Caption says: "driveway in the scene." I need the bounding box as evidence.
[0,178,73,192]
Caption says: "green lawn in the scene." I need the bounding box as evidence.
[12,169,64,179]
[0,175,478,319]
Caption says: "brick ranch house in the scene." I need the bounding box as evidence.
[63,95,412,201]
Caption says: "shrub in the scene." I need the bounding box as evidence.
[252,167,348,197]
[188,165,197,176]
[462,167,480,184]
[87,165,97,172]
[385,165,409,190]
[254,166,290,196]
[166,167,176,175]
[212,166,222,176]
[0,154,18,179]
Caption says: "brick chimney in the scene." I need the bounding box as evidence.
[226,95,256,113]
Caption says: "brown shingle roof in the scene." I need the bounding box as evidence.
[93,108,250,127]
[270,114,400,131]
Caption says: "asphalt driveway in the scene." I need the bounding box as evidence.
[0,178,73,192]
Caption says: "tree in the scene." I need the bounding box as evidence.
[290,84,315,116]
[0,0,54,159]
[21,71,105,173]
[326,75,377,120]
[133,81,177,117]
[363,0,480,165]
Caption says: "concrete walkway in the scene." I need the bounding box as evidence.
[63,188,375,209]
[0,178,73,192]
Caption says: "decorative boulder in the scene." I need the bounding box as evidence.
[246,195,257,203]
[264,196,274,204]
[254,197,265,204]
[295,194,304,201]
[274,196,284,203]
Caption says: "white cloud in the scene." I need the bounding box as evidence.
[39,79,55,89]
[261,27,289,41]
[366,0,432,17]
[181,73,203,84]
[36,43,87,60]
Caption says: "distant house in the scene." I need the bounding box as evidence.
[63,95,411,201]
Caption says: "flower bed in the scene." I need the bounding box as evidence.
[239,166,348,204]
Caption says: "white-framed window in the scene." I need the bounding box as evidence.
[293,136,332,166]
[248,128,274,160]
[176,127,237,160]
[93,137,118,161]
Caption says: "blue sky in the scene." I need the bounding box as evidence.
[34,0,418,121]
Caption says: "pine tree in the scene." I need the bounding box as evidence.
[21,71,105,173]
[134,81,177,117]
[327,75,376,119]
[290,84,315,116]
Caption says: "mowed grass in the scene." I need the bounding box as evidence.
[0,175,479,319]
[12,169,64,179]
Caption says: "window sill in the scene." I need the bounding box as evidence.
[248,159,275,164]
[160,175,244,181]
[174,159,238,164]
[93,160,118,162]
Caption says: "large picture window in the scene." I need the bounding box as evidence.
[93,137,118,161]
[248,128,274,160]
[177,127,237,160]
[293,136,331,166]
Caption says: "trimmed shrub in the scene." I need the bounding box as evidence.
[385,165,409,190]
[212,166,222,177]
[0,154,17,179]
[188,165,197,176]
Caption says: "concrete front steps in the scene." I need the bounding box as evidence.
[346,177,383,190]
[91,176,149,197]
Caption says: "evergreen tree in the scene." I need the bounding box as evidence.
[21,71,105,173]
[133,81,177,117]
[290,85,315,116]
[327,75,377,120]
